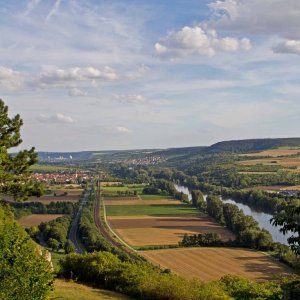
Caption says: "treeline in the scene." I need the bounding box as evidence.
[59,251,286,300]
[206,195,273,250]
[12,201,76,219]
[38,215,73,251]
[143,179,189,201]
[78,194,128,260]
[180,232,224,247]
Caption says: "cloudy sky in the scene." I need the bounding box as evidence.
[1,0,300,151]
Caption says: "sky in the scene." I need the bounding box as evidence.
[1,0,300,151]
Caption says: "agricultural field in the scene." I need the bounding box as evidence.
[101,183,147,197]
[140,194,173,200]
[30,164,71,172]
[241,147,300,158]
[28,188,83,204]
[105,204,199,216]
[107,215,235,246]
[18,214,64,227]
[140,248,293,282]
[105,195,234,246]
[51,279,131,300]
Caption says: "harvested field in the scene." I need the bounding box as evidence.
[107,216,235,246]
[106,204,198,216]
[255,185,300,191]
[29,194,81,204]
[140,248,293,282]
[238,157,300,171]
[241,148,300,157]
[104,197,138,201]
[18,214,64,227]
[104,199,181,206]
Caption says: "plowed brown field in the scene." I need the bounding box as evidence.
[18,214,64,227]
[107,216,235,246]
[140,247,293,282]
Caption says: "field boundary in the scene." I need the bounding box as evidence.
[102,198,138,253]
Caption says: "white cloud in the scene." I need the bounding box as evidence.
[37,113,76,124]
[154,26,250,59]
[273,40,300,55]
[115,126,130,134]
[112,94,144,104]
[69,88,88,97]
[40,66,119,85]
[0,66,25,90]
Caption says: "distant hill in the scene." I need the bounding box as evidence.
[36,137,300,162]
[205,138,300,154]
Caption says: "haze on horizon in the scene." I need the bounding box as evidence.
[1,0,300,152]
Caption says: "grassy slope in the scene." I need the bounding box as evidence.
[51,280,131,300]
[105,204,199,216]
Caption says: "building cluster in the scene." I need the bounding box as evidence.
[107,156,166,166]
[32,171,92,184]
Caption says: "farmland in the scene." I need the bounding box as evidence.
[18,214,65,227]
[107,215,235,246]
[104,189,234,247]
[28,188,83,204]
[140,247,293,282]
[241,147,300,157]
[105,204,199,216]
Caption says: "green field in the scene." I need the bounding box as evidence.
[105,204,199,216]
[102,185,145,195]
[30,164,71,172]
[51,279,131,300]
[140,194,173,200]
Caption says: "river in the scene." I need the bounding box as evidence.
[174,184,290,245]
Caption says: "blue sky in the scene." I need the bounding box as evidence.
[1,0,300,151]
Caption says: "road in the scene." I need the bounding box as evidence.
[68,187,91,254]
[93,181,141,261]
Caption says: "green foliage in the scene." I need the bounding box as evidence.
[220,275,283,300]
[0,203,53,299]
[180,232,223,247]
[39,215,72,250]
[64,239,76,254]
[272,200,300,255]
[59,252,231,300]
[191,190,206,211]
[0,99,42,200]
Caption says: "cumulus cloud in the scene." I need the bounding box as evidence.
[115,126,130,134]
[273,40,300,55]
[69,88,88,97]
[37,113,76,124]
[154,26,250,59]
[39,66,119,86]
[0,66,25,90]
[112,94,144,104]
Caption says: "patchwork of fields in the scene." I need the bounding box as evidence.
[101,183,294,282]
[104,192,234,247]
[140,247,293,282]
